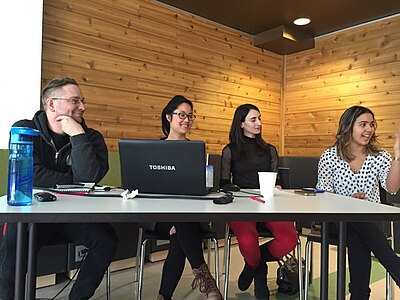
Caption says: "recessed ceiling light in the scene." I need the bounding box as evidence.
[293,18,311,26]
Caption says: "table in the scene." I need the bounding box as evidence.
[1,189,400,300]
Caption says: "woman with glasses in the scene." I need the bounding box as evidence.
[317,105,400,299]
[154,96,222,300]
[161,95,196,140]
[220,104,298,300]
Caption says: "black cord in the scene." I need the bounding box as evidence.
[50,249,88,300]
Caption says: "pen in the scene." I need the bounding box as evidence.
[250,196,265,203]
[55,191,88,196]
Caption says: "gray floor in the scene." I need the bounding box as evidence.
[36,238,398,300]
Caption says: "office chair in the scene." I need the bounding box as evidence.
[303,222,394,300]
[223,223,304,300]
[134,223,220,300]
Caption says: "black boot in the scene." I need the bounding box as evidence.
[254,261,269,300]
[238,261,254,291]
[238,243,276,292]
[192,263,222,300]
[260,242,277,262]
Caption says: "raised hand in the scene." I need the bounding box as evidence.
[56,115,85,136]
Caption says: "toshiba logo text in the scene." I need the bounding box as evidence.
[149,165,176,171]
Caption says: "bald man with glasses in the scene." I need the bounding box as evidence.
[0,77,118,300]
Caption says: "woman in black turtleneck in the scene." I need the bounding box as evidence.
[220,104,298,300]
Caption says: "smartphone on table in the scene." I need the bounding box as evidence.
[294,190,316,196]
[301,187,325,193]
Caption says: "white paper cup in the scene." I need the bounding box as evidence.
[258,172,277,198]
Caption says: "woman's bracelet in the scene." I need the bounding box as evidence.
[393,156,399,161]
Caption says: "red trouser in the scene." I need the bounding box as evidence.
[228,221,298,269]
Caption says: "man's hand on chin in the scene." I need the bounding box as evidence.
[56,115,85,136]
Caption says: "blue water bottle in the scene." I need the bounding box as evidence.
[7,127,40,206]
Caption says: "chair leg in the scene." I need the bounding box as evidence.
[137,239,147,300]
[223,223,230,275]
[106,267,111,300]
[386,270,391,300]
[223,233,232,300]
[297,238,303,300]
[386,226,394,300]
[134,227,144,284]
[207,238,212,267]
[386,221,394,300]
[212,237,220,288]
[304,240,313,300]
[309,240,314,280]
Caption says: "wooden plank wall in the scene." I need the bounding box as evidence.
[284,16,400,157]
[41,0,283,154]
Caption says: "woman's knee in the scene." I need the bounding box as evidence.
[237,237,260,252]
[268,233,298,258]
[282,237,298,254]
[274,229,298,249]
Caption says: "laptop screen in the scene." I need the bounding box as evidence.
[119,139,208,195]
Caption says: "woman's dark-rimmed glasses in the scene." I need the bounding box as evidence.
[172,112,196,121]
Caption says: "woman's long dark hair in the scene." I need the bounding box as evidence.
[161,95,193,138]
[335,105,380,161]
[229,104,269,156]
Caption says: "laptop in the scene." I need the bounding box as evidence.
[119,139,209,196]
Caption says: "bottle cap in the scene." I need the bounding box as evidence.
[10,127,40,144]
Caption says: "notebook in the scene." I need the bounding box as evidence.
[119,139,209,196]
[51,183,95,194]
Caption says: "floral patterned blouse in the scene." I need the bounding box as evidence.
[316,146,392,203]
